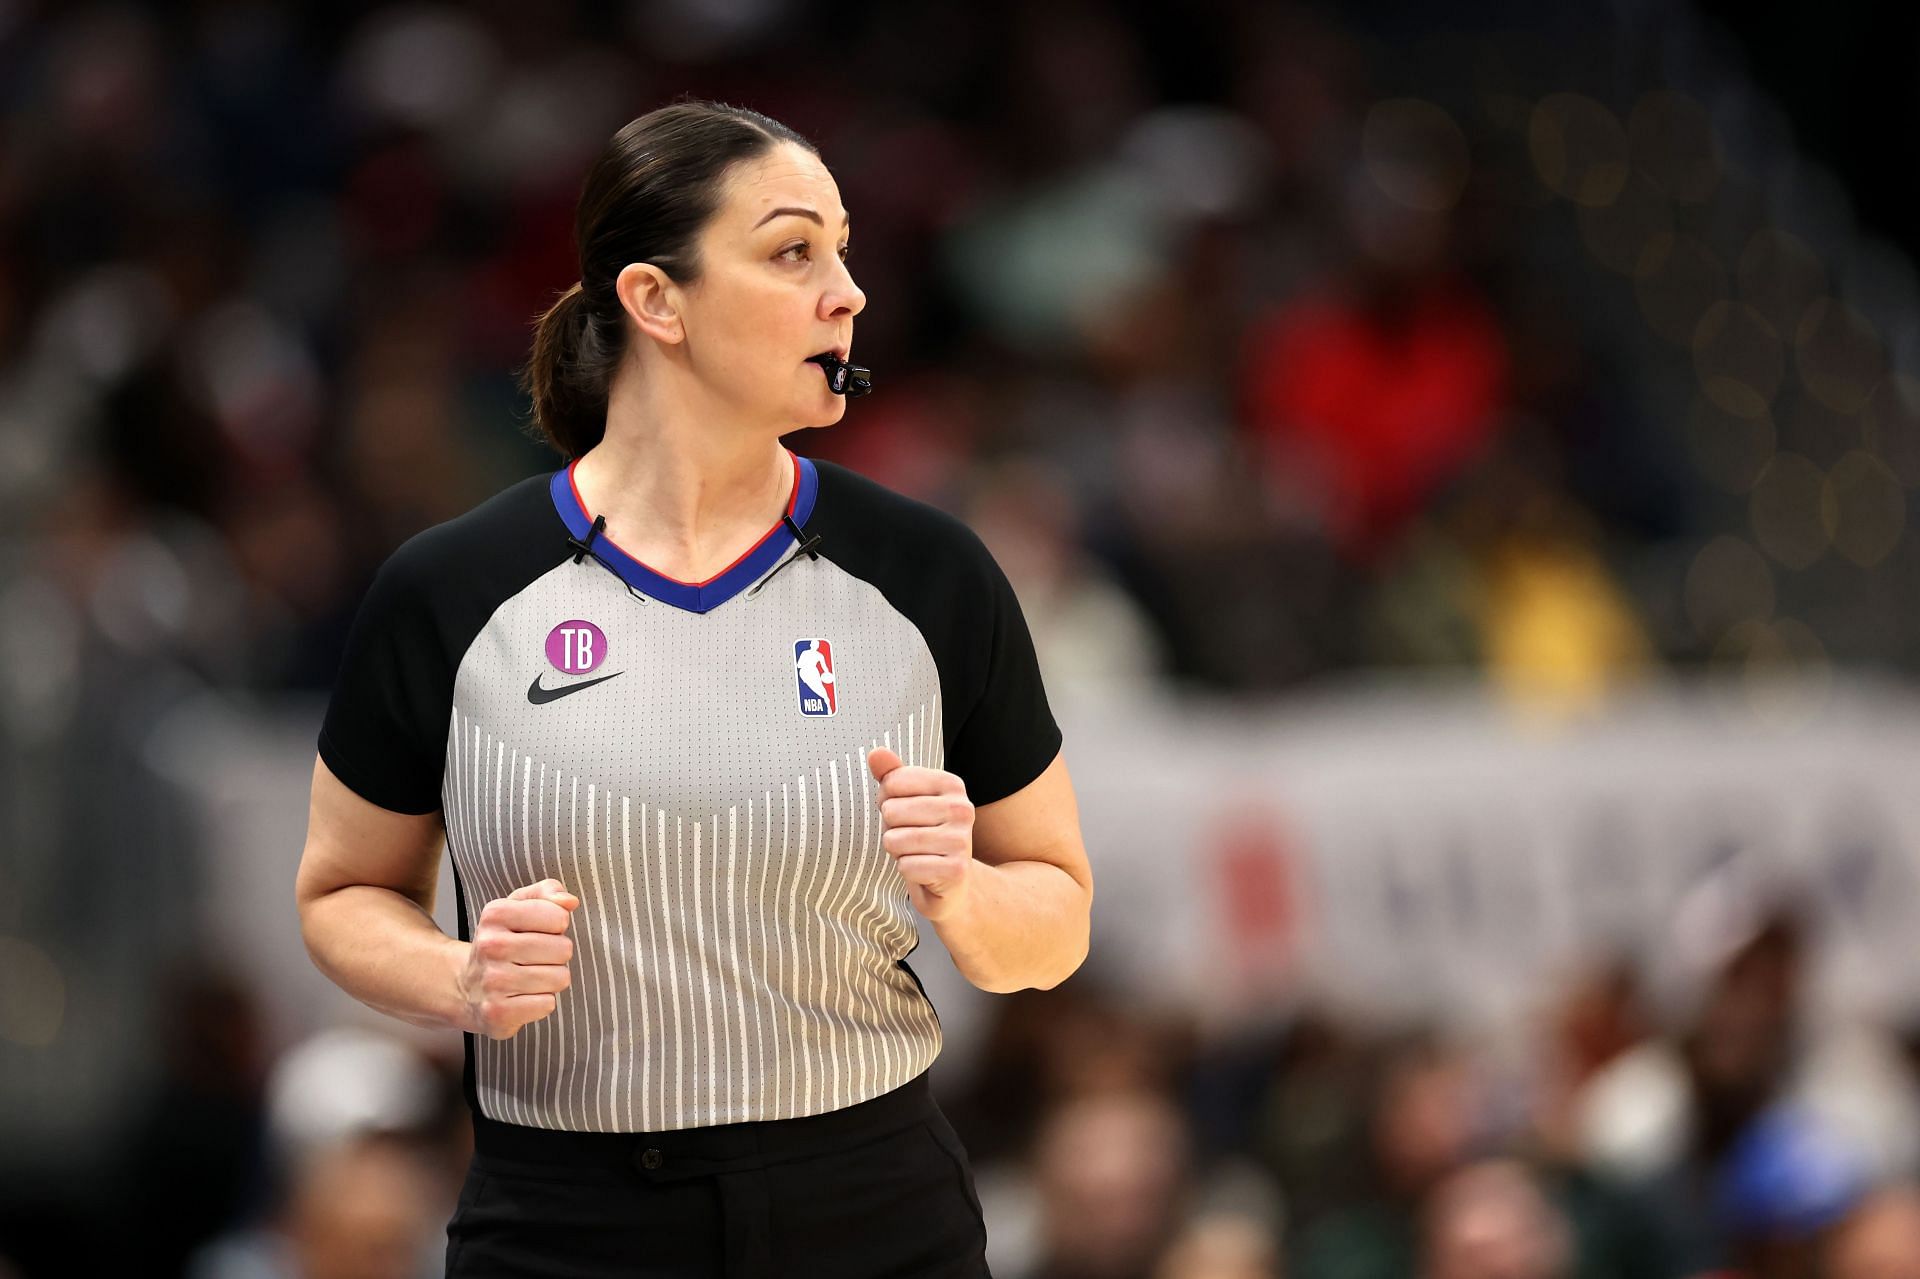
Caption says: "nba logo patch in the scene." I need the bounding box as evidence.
[794,639,836,717]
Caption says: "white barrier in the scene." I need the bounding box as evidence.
[1046,676,1920,1038]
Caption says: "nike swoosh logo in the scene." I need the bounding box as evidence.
[527,671,625,705]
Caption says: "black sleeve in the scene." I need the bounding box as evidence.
[944,540,1062,806]
[807,460,1063,806]
[317,539,453,815]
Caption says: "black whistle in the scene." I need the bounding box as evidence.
[807,352,873,398]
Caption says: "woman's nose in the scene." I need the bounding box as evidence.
[822,262,866,319]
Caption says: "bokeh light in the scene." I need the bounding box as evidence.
[1821,450,1906,567]
[1577,170,1674,276]
[0,936,65,1048]
[1362,98,1472,213]
[1748,451,1830,567]
[1862,371,1920,486]
[1737,227,1830,337]
[1687,394,1779,492]
[1634,232,1729,345]
[1719,616,1833,726]
[1692,300,1784,418]
[1795,296,1888,415]
[1528,92,1629,206]
[1627,89,1722,204]
[1684,535,1776,642]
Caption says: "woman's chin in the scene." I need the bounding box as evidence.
[794,394,849,429]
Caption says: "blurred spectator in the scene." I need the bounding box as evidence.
[1153,1211,1283,1279]
[1247,1011,1376,1229]
[950,984,1190,1166]
[1715,1104,1864,1279]
[116,961,272,1278]
[188,1132,444,1279]
[1009,1088,1194,1279]
[1418,1159,1573,1279]
[1531,957,1655,1167]
[263,1026,447,1164]
[1238,182,1511,563]
[964,456,1167,697]
[1577,903,1920,1269]
[1523,959,1679,1279]
[1290,1031,1482,1279]
[184,1026,463,1279]
[1823,1182,1920,1279]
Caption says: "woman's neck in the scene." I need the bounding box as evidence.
[571,376,795,583]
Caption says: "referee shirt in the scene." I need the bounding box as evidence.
[318,450,1062,1133]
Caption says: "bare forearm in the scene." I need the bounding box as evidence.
[301,885,473,1032]
[931,860,1090,994]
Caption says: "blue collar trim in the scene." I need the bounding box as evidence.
[549,452,819,614]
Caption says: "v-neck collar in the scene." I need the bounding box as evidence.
[549,449,820,614]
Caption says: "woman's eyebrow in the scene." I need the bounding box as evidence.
[752,206,852,230]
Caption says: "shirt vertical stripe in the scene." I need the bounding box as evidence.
[691,816,714,1124]
[855,744,888,1098]
[482,740,508,1123]
[777,781,794,1118]
[744,798,762,1120]
[818,758,845,1110]
[563,776,581,1128]
[620,797,642,1131]
[830,752,872,1109]
[588,786,619,1131]
[710,811,728,1120]
[728,804,748,1120]
[850,742,881,1098]
[547,770,564,1127]
[479,737,509,1122]
[666,813,684,1127]
[541,763,556,1125]
[879,725,921,1044]
[514,753,534,1127]
[796,773,812,1116]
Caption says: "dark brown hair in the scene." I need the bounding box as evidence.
[520,100,817,460]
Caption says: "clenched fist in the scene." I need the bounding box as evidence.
[868,747,974,922]
[457,878,579,1039]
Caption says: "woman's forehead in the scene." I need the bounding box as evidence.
[719,147,846,230]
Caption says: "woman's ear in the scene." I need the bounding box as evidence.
[615,262,684,346]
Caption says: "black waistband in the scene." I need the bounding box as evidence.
[469,1070,938,1179]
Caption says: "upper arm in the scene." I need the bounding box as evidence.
[295,753,447,917]
[969,749,1092,903]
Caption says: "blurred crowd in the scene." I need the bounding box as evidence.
[12,892,1920,1279]
[7,0,1915,716]
[957,897,1920,1279]
[6,0,1920,1276]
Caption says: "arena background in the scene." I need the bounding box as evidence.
[5,1,1920,1275]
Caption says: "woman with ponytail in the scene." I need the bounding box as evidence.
[296,99,1093,1277]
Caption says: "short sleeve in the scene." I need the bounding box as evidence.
[943,549,1062,806]
[317,543,451,815]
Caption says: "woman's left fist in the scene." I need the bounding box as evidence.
[867,747,974,922]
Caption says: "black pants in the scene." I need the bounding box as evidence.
[446,1070,991,1278]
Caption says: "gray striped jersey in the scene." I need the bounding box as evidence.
[318,452,1061,1132]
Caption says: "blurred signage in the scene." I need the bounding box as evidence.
[1059,679,1920,1030]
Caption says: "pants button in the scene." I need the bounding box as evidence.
[640,1147,664,1170]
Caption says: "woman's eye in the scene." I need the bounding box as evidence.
[779,242,809,261]
[838,244,852,262]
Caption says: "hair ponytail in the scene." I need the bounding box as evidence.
[517,100,818,461]
[522,281,619,461]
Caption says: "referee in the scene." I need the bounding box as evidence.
[294,100,1094,1278]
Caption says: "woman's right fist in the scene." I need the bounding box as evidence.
[457,878,579,1039]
